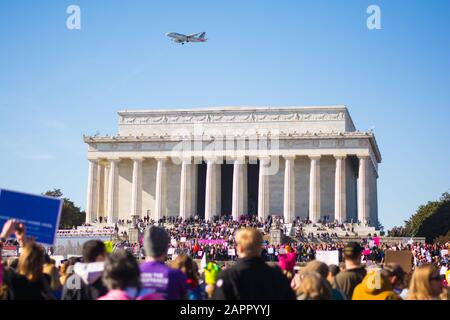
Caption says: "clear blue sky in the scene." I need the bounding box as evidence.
[1,0,449,229]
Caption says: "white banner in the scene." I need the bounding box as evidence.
[315,250,339,266]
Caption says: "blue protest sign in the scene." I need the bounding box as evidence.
[0,189,63,245]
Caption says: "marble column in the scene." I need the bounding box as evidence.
[334,155,347,223]
[358,155,370,225]
[258,157,270,222]
[309,156,321,223]
[154,158,167,221]
[204,158,218,221]
[283,156,296,223]
[232,158,245,221]
[179,158,192,221]
[96,162,106,220]
[131,158,143,218]
[106,159,119,224]
[85,159,98,223]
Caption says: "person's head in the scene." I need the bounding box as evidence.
[235,228,263,259]
[102,249,140,291]
[144,226,169,260]
[171,254,199,283]
[382,263,405,289]
[18,242,45,282]
[82,240,106,263]
[327,264,340,283]
[343,242,363,266]
[303,260,329,278]
[295,271,332,300]
[408,264,443,300]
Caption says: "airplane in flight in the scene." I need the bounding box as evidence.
[166,32,207,45]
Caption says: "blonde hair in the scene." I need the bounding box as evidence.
[408,264,441,300]
[296,271,332,300]
[18,243,45,282]
[235,228,263,258]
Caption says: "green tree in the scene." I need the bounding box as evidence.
[44,189,86,229]
[388,191,450,242]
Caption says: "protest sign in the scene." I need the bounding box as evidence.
[51,255,65,268]
[384,250,414,273]
[268,247,274,254]
[180,237,187,242]
[1,245,18,257]
[227,249,236,256]
[0,189,63,245]
[373,237,380,246]
[440,249,449,257]
[167,248,175,255]
[198,251,203,257]
[315,250,339,266]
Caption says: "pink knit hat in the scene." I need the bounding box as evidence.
[278,252,297,271]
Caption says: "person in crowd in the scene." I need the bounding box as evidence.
[212,228,296,300]
[43,255,62,299]
[293,260,346,300]
[327,264,340,284]
[59,257,79,286]
[352,267,401,300]
[407,264,443,300]
[1,219,54,300]
[332,242,366,299]
[171,254,206,300]
[61,240,108,300]
[278,252,297,282]
[98,249,163,300]
[140,226,188,300]
[295,271,332,300]
[382,263,407,298]
[204,262,221,299]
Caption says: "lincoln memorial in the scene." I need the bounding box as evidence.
[83,106,381,227]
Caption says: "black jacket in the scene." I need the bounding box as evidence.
[3,269,54,300]
[212,257,296,300]
[61,273,107,300]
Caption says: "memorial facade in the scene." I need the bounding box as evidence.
[83,106,382,226]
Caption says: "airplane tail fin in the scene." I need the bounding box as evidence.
[198,32,206,39]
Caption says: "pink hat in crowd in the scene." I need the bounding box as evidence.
[278,252,297,271]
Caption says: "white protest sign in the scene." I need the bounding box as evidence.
[171,239,177,247]
[180,237,187,243]
[268,248,274,254]
[51,255,65,268]
[315,250,339,266]
[228,249,236,256]
[441,250,449,257]
[198,251,203,257]
[167,248,175,255]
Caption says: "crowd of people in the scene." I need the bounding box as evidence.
[1,217,449,300]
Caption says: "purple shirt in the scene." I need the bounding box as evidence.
[139,261,187,300]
